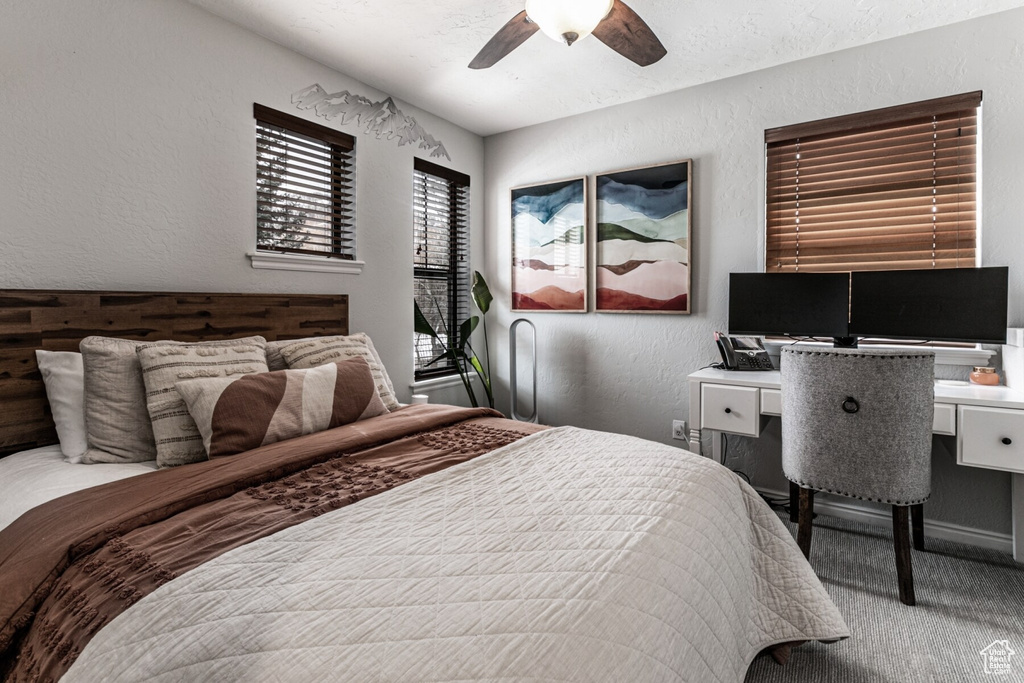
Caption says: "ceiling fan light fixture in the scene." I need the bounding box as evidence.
[468,0,665,70]
[524,0,614,46]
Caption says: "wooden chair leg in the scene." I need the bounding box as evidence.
[797,487,815,559]
[789,481,800,523]
[892,505,916,606]
[911,503,925,551]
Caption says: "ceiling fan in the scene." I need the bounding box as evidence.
[469,0,666,69]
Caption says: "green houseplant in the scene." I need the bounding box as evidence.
[414,271,494,409]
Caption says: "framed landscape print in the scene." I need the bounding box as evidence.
[511,177,587,312]
[595,160,692,313]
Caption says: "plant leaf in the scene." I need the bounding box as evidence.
[472,271,492,315]
[457,316,479,351]
[414,300,439,338]
[424,350,453,367]
[469,355,491,391]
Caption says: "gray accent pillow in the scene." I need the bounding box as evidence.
[265,342,290,372]
[278,333,398,411]
[80,337,159,463]
[137,338,268,468]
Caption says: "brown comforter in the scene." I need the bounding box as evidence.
[0,405,545,682]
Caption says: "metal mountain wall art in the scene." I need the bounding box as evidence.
[292,84,450,161]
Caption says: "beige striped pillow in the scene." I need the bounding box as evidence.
[136,339,268,467]
[265,333,389,375]
[175,357,388,457]
[278,334,398,411]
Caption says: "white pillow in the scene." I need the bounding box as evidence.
[35,350,88,463]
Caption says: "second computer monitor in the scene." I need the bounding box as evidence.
[849,267,1008,344]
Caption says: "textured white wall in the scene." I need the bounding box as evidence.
[0,0,485,405]
[483,9,1024,535]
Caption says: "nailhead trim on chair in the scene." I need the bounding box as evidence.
[783,349,935,361]
[784,475,930,507]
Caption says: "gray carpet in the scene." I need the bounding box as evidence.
[744,512,1024,682]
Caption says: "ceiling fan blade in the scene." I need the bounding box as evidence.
[592,0,667,67]
[469,11,540,69]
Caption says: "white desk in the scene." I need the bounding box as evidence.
[687,367,1024,563]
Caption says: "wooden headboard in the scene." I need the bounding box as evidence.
[0,290,349,457]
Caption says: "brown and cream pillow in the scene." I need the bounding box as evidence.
[278,333,399,411]
[175,356,388,457]
[136,338,268,467]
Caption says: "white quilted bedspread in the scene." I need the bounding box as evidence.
[65,427,849,682]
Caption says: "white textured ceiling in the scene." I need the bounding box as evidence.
[188,0,1024,136]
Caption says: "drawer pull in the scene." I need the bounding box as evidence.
[842,397,860,414]
[724,408,732,414]
[1002,437,1013,446]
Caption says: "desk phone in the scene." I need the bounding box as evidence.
[715,332,775,371]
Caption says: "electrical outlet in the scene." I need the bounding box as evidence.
[672,420,687,441]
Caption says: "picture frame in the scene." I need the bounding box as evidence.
[511,177,587,312]
[593,159,692,314]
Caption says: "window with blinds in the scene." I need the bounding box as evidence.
[254,104,355,259]
[765,92,980,273]
[413,158,470,379]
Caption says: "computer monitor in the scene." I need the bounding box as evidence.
[849,267,1008,344]
[728,272,851,339]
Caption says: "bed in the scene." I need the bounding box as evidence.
[0,290,848,682]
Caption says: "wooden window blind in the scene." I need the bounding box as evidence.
[254,103,355,259]
[413,158,471,379]
[765,92,981,273]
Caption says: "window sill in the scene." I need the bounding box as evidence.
[247,251,365,274]
[763,340,995,367]
[410,374,478,391]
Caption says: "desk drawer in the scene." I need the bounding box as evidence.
[702,384,761,437]
[958,405,1024,474]
[933,403,956,436]
[760,389,782,416]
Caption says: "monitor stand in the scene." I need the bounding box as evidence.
[832,336,859,348]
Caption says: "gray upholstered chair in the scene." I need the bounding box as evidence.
[780,347,934,606]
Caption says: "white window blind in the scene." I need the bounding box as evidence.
[765,92,980,273]
[413,158,470,379]
[254,103,355,259]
